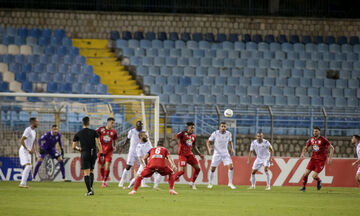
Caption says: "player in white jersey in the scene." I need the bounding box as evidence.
[118,121,149,187]
[247,132,274,190]
[206,122,236,189]
[351,134,360,185]
[18,117,39,188]
[128,131,153,188]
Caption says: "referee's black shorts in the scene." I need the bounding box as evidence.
[81,149,97,170]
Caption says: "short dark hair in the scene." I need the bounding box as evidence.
[52,124,57,128]
[136,121,143,126]
[82,116,90,126]
[257,131,263,135]
[313,126,321,131]
[353,135,360,140]
[107,117,115,122]
[186,122,195,127]
[220,122,226,125]
[29,117,37,122]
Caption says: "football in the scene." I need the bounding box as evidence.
[224,109,233,118]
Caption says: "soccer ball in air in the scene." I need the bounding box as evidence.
[224,109,233,118]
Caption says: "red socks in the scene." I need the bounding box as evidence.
[103,170,110,182]
[191,168,200,183]
[302,175,308,187]
[133,176,143,191]
[175,171,184,180]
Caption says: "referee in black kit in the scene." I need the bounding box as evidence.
[72,116,104,196]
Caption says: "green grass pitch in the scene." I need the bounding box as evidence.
[0,181,359,216]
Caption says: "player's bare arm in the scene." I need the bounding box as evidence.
[269,146,274,164]
[20,136,32,154]
[247,150,253,165]
[228,141,235,155]
[72,141,81,152]
[96,137,104,162]
[206,139,212,155]
[138,156,145,167]
[193,145,204,160]
[166,155,177,173]
[328,144,334,165]
[143,153,149,165]
[300,146,308,158]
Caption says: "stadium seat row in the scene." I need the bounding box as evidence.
[0,27,66,39]
[116,40,360,53]
[110,30,360,45]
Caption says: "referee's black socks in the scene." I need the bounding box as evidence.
[84,175,91,192]
[90,173,94,188]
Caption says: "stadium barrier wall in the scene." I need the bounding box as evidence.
[1,154,358,187]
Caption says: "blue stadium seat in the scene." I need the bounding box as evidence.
[228,34,239,42]
[110,31,120,40]
[147,48,158,57]
[314,36,323,44]
[199,85,211,95]
[157,32,167,41]
[242,34,251,43]
[204,33,215,42]
[283,87,295,96]
[134,31,144,40]
[184,67,195,76]
[128,39,139,48]
[172,67,184,76]
[163,85,175,93]
[307,87,319,97]
[121,31,132,40]
[47,82,58,93]
[252,34,262,43]
[287,96,299,106]
[181,32,191,42]
[169,49,180,58]
[116,39,128,48]
[211,86,223,95]
[179,77,191,87]
[191,77,203,86]
[182,95,194,104]
[335,97,346,107]
[235,86,246,95]
[199,41,210,49]
[336,79,347,88]
[228,95,240,105]
[247,86,259,96]
[349,36,359,45]
[140,40,151,48]
[152,40,163,49]
[347,98,358,107]
[203,77,215,85]
[54,29,66,39]
[319,87,331,97]
[166,76,178,85]
[195,67,207,76]
[318,43,329,52]
[27,73,39,82]
[275,96,287,106]
[325,36,336,44]
[264,35,275,43]
[234,41,245,50]
[192,33,203,42]
[263,77,275,87]
[332,88,343,97]
[310,96,322,107]
[21,81,33,92]
[169,32,179,41]
[145,32,156,41]
[300,78,311,88]
[17,28,28,37]
[337,36,347,45]
[289,35,300,44]
[299,96,311,106]
[216,33,227,42]
[295,87,307,96]
[259,86,271,96]
[204,95,216,105]
[46,64,57,73]
[277,35,287,43]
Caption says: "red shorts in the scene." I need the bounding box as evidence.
[140,164,173,177]
[306,158,325,173]
[178,154,199,167]
[98,152,112,164]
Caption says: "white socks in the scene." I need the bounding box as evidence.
[265,171,270,186]
[21,165,32,185]
[209,171,215,185]
[119,168,128,184]
[251,174,256,187]
[154,173,161,187]
[228,170,233,184]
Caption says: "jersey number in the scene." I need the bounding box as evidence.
[155,148,161,154]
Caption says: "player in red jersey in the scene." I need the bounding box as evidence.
[173,122,204,190]
[96,117,118,188]
[129,142,178,195]
[300,126,334,191]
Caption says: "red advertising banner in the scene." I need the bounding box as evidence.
[62,154,359,187]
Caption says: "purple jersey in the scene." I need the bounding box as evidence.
[38,131,62,150]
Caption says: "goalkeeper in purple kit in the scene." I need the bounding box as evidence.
[33,125,66,180]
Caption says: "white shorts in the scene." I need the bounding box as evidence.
[252,158,270,171]
[19,147,31,166]
[126,152,140,166]
[210,153,233,167]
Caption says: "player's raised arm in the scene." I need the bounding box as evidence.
[247,141,254,164]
